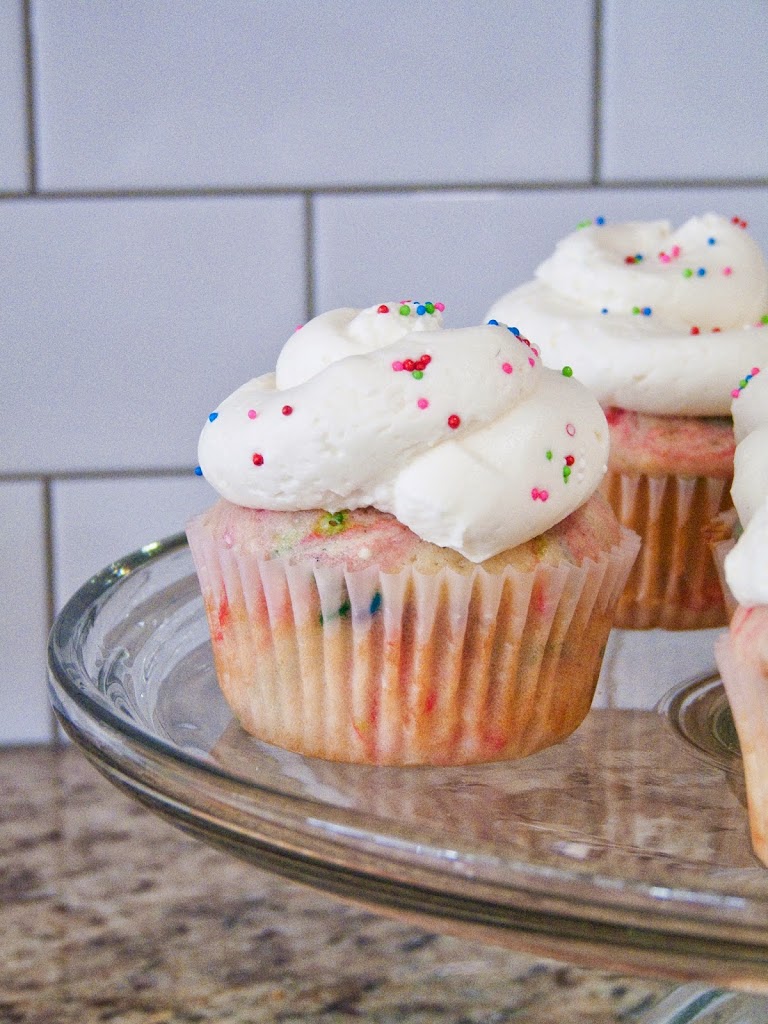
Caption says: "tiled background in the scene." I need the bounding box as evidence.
[2,0,767,745]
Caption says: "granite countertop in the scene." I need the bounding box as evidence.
[2,745,674,1024]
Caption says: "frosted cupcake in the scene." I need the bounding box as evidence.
[188,301,639,765]
[715,365,768,864]
[487,214,768,630]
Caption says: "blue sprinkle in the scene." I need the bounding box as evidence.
[697,267,707,276]
[369,591,382,615]
[194,466,203,476]
[416,304,426,315]
[601,308,608,314]
[642,307,652,316]
[707,237,716,245]
[487,318,499,326]
[509,326,521,336]
[635,253,643,261]
[747,373,754,381]
[595,216,605,225]
[208,411,219,422]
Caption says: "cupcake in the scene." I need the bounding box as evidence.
[714,365,768,864]
[188,301,639,766]
[487,214,768,630]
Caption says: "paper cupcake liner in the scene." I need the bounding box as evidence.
[715,608,768,867]
[188,522,639,766]
[602,469,731,630]
[704,508,739,620]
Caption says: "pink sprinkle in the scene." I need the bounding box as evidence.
[392,360,404,371]
[722,266,733,276]
[731,388,741,398]
[296,324,303,330]
[659,252,671,264]
[566,423,576,437]
[417,397,429,409]
[528,357,535,367]
[435,302,445,312]
[531,487,549,502]
[247,409,258,419]
[671,245,681,258]
[502,362,513,374]
[753,367,760,375]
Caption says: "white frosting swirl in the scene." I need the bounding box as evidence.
[725,367,768,606]
[198,303,610,562]
[487,214,768,416]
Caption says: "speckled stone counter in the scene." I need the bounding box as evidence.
[1,745,674,1024]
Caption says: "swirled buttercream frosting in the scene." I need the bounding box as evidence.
[726,366,768,606]
[197,302,610,562]
[487,214,768,416]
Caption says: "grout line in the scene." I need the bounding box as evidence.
[0,178,767,206]
[591,0,603,185]
[41,476,58,743]
[304,192,315,320]
[21,0,38,194]
[0,466,196,483]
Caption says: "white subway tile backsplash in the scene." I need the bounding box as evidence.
[32,0,594,191]
[0,1,28,192]
[601,0,768,181]
[314,187,768,327]
[0,482,50,744]
[52,475,215,609]
[0,195,305,474]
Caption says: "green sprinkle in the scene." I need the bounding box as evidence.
[425,302,435,314]
[577,219,592,229]
[631,306,641,315]
[563,466,571,481]
[546,449,553,461]
[683,268,694,278]
[399,304,410,316]
[338,599,351,618]
[412,369,423,379]
[562,365,573,377]
[761,314,768,324]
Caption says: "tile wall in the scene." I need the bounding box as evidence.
[2,0,767,744]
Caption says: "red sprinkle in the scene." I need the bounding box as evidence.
[403,359,415,372]
[447,414,461,429]
[565,455,575,466]
[252,452,264,466]
[712,327,721,332]
[377,304,389,313]
[690,326,700,335]
[421,354,432,365]
[281,405,293,416]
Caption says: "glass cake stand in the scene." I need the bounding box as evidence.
[48,534,768,1023]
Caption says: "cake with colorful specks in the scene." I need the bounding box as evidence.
[187,301,639,765]
[715,364,768,865]
[487,214,768,629]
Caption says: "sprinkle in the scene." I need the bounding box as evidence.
[531,487,549,502]
[509,326,521,336]
[723,266,733,276]
[671,245,681,257]
[425,302,435,314]
[642,307,652,316]
[435,302,445,312]
[659,252,671,264]
[697,267,706,276]
[762,315,768,325]
[631,306,641,315]
[412,369,423,379]
[683,268,694,278]
[392,360,404,371]
[529,356,536,367]
[421,354,432,365]
[732,216,748,228]
[417,397,429,409]
[369,591,382,615]
[595,216,606,225]
[566,423,576,437]
[248,409,258,419]
[601,308,608,314]
[281,405,293,415]
[377,304,389,314]
[562,365,573,377]
[487,318,499,326]
[707,237,716,245]
[563,466,571,481]
[577,219,592,229]
[399,304,410,316]
[546,449,553,460]
[403,359,415,372]
[712,327,721,332]
[565,455,575,466]
[690,326,700,335]
[416,304,426,315]
[194,466,203,476]
[625,256,636,265]
[252,452,264,466]
[447,414,461,429]
[501,362,513,374]
[208,411,218,422]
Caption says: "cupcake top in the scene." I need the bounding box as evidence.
[197,302,610,562]
[726,366,768,606]
[487,214,768,417]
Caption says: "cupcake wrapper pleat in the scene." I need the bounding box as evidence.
[188,522,640,765]
[603,469,731,630]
